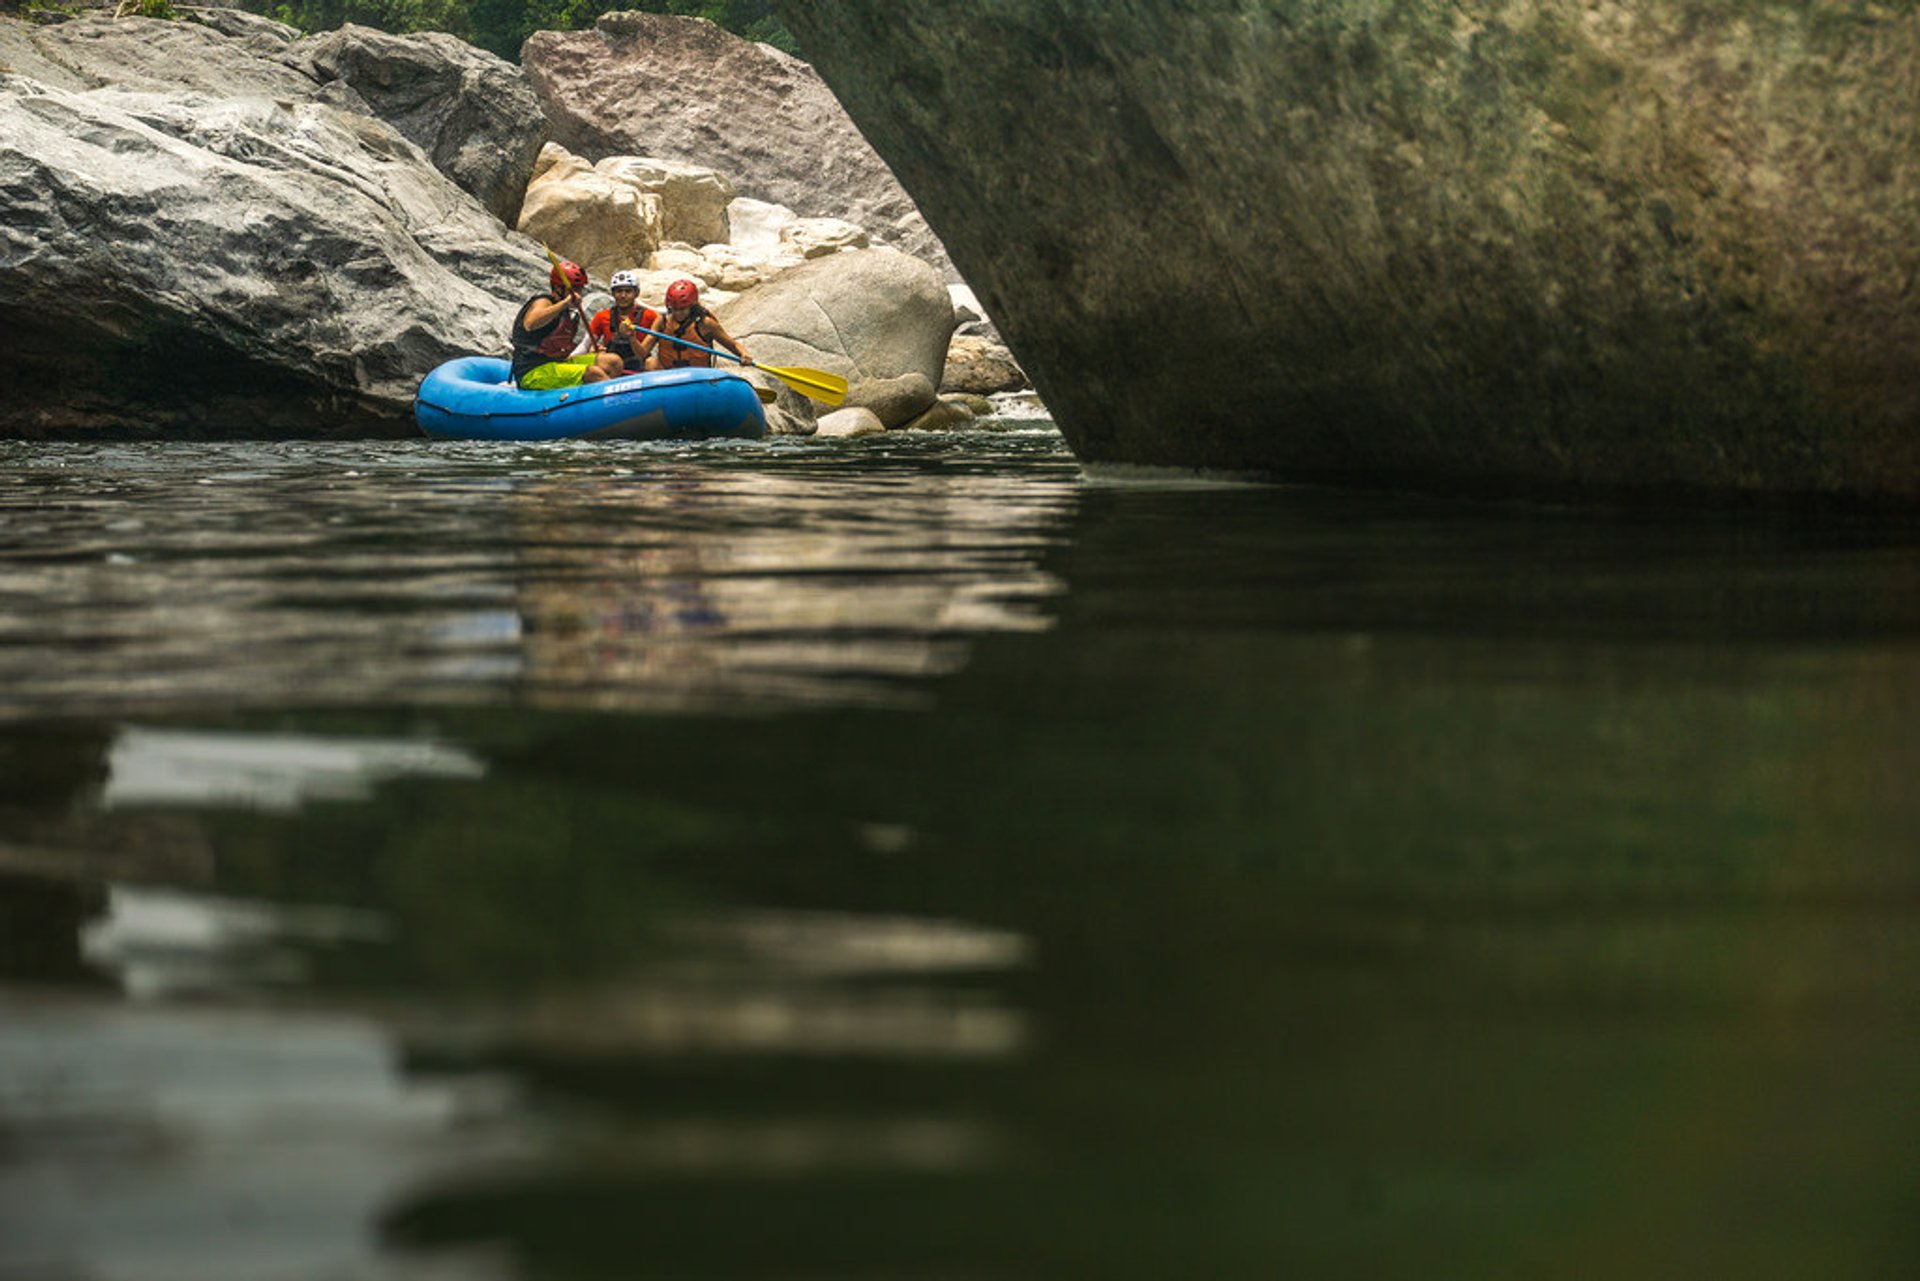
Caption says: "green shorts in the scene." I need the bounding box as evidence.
[517,354,596,390]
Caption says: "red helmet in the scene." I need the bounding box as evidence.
[665,279,699,309]
[549,259,587,294]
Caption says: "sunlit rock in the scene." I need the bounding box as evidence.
[774,0,1920,502]
[722,248,955,427]
[521,11,956,277]
[942,334,1028,395]
[516,142,666,281]
[779,216,868,260]
[815,406,887,438]
[595,154,735,246]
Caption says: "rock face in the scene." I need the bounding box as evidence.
[0,14,550,437]
[774,0,1920,502]
[287,24,548,226]
[522,12,956,280]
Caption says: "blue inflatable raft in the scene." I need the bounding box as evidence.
[414,356,768,442]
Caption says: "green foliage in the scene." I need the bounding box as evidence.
[239,0,797,61]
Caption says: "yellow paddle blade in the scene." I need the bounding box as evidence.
[763,364,848,407]
[751,384,779,405]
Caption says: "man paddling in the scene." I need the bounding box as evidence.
[636,279,753,371]
[510,259,625,390]
[587,270,660,375]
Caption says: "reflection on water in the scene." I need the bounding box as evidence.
[104,727,486,812]
[0,435,1076,719]
[6,430,1920,1278]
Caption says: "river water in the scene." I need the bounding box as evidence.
[3,420,1919,1279]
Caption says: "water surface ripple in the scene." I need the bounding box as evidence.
[5,427,1920,1280]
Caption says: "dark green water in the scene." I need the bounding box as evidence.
[4,428,1920,1279]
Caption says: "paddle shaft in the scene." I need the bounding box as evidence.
[630,322,848,406]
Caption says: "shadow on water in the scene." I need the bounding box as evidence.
[4,435,1920,1278]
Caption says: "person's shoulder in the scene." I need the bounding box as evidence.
[589,308,612,328]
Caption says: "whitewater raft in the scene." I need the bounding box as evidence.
[414,357,768,442]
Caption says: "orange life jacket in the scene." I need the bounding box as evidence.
[655,307,715,368]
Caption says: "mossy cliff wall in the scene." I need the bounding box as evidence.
[775,1,1920,502]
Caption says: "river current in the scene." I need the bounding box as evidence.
[3,419,1920,1279]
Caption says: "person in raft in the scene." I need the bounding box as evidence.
[587,270,660,375]
[635,279,753,371]
[510,258,626,390]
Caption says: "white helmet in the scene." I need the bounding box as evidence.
[608,269,640,290]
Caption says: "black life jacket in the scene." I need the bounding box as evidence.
[509,295,580,383]
[597,305,661,371]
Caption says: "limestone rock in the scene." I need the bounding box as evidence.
[646,240,793,294]
[522,11,956,279]
[288,24,548,226]
[594,155,733,246]
[780,216,867,259]
[941,334,1028,395]
[776,0,1920,503]
[185,8,300,52]
[516,142,665,282]
[814,406,886,438]
[720,249,955,406]
[727,197,796,257]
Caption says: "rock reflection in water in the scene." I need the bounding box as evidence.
[0,439,1079,720]
[503,464,1068,712]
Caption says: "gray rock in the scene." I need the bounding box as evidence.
[289,23,547,226]
[775,0,1920,503]
[721,248,955,415]
[843,373,935,430]
[522,12,957,280]
[185,8,300,51]
[0,12,317,95]
[0,73,547,437]
[897,398,976,432]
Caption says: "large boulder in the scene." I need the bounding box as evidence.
[521,12,956,279]
[721,248,956,426]
[594,155,734,246]
[287,24,549,226]
[0,18,550,438]
[0,15,548,229]
[774,0,1920,503]
[516,143,666,282]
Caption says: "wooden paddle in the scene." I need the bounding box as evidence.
[632,322,849,407]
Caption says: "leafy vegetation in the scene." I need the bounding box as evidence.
[237,0,797,61]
